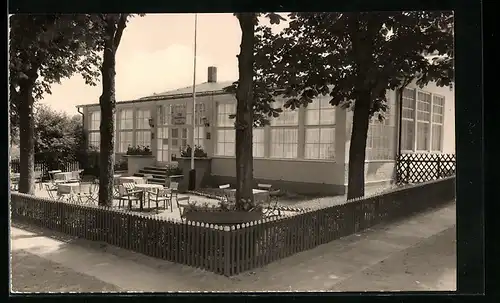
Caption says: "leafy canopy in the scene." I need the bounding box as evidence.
[233,12,454,123]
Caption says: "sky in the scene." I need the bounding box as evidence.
[39,13,289,115]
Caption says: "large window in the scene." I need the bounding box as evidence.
[270,100,299,158]
[365,94,396,160]
[215,103,236,156]
[90,111,100,131]
[194,126,205,150]
[135,109,151,148]
[88,111,101,150]
[416,91,431,151]
[401,88,445,153]
[118,109,134,153]
[253,128,265,158]
[431,95,444,151]
[401,88,416,151]
[305,97,335,160]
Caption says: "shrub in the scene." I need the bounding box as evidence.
[114,158,128,171]
[165,164,183,176]
[126,145,152,156]
[180,145,207,158]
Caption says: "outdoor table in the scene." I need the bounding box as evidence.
[134,183,164,211]
[54,172,73,183]
[226,189,270,204]
[119,176,146,185]
[57,182,81,202]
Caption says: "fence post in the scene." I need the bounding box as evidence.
[223,226,231,276]
[437,157,441,179]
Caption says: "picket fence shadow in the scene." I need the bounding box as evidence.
[10,177,455,276]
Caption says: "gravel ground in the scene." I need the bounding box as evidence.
[10,250,122,293]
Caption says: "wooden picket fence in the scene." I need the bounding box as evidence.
[10,159,80,180]
[10,177,455,276]
[396,153,456,185]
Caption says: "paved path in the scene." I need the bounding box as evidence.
[10,202,455,293]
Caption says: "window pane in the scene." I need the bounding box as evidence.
[432,124,443,151]
[136,109,151,129]
[320,128,335,143]
[306,110,320,125]
[305,128,320,144]
[119,109,134,130]
[416,122,430,151]
[136,131,151,148]
[217,103,236,127]
[271,100,299,126]
[270,128,298,158]
[402,120,415,151]
[320,109,335,125]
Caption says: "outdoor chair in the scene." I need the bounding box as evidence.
[10,179,19,192]
[68,171,81,182]
[170,181,179,201]
[76,182,98,205]
[44,183,60,201]
[218,184,231,202]
[148,188,172,213]
[121,182,143,210]
[176,196,191,221]
[258,183,281,217]
[34,170,43,190]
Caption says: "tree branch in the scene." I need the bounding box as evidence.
[113,14,128,49]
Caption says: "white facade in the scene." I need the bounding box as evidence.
[78,69,455,194]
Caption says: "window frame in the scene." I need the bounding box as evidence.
[400,88,445,154]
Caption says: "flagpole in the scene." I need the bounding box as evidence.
[188,13,198,190]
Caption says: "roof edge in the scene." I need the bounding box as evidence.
[75,89,231,108]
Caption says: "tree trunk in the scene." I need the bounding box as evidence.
[98,24,117,207]
[347,91,371,200]
[235,14,255,211]
[18,78,37,195]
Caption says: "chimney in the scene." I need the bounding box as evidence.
[207,66,217,83]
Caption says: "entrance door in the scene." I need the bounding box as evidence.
[156,126,169,164]
[170,127,188,160]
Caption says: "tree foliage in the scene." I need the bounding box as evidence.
[9,14,103,194]
[250,12,454,199]
[33,104,84,168]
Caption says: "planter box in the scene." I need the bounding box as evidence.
[177,157,212,191]
[123,155,155,176]
[183,210,263,225]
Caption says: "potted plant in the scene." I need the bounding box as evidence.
[124,145,154,176]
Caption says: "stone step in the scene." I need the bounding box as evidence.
[138,169,168,178]
[142,166,169,173]
[132,173,166,185]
